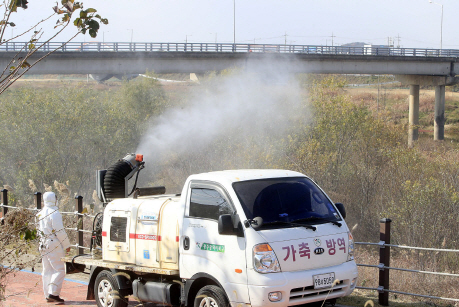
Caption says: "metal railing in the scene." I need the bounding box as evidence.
[356,218,459,305]
[1,41,459,57]
[1,189,92,255]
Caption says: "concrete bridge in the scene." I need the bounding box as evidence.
[3,41,459,146]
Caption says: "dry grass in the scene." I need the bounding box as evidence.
[345,87,459,132]
[0,208,41,301]
[339,290,437,307]
[352,92,376,104]
[354,247,459,306]
[419,94,435,112]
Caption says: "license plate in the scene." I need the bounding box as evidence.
[313,273,335,289]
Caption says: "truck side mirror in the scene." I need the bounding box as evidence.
[335,203,346,219]
[218,214,235,235]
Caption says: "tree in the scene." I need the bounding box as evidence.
[0,80,166,301]
[0,0,107,301]
[0,0,108,94]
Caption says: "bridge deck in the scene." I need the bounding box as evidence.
[0,42,458,75]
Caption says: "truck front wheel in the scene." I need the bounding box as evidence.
[194,285,229,307]
[94,270,128,307]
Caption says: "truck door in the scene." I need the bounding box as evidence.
[180,182,248,301]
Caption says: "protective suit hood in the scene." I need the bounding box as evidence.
[43,191,58,208]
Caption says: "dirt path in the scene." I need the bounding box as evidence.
[1,269,151,306]
[2,269,92,306]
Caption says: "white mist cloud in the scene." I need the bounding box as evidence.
[136,60,310,181]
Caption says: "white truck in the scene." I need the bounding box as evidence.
[63,154,358,307]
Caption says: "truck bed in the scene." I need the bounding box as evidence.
[62,255,180,275]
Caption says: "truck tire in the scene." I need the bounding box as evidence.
[194,285,229,307]
[94,270,128,307]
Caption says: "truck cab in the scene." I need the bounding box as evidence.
[179,170,357,307]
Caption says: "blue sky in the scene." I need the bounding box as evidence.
[10,0,457,49]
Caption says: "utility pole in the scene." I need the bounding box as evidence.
[396,34,401,48]
[233,0,236,44]
[429,1,443,50]
[387,37,393,47]
[284,32,288,45]
[210,33,217,43]
[330,32,336,46]
[128,29,133,44]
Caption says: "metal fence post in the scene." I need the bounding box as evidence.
[75,195,84,255]
[34,192,42,210]
[379,218,392,306]
[1,189,7,225]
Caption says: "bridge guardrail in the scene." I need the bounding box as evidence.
[0,42,459,57]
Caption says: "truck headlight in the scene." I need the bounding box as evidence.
[253,243,280,273]
[268,292,282,302]
[348,232,355,261]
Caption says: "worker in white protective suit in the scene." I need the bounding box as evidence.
[36,191,71,303]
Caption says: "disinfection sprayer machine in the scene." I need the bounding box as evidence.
[63,153,358,307]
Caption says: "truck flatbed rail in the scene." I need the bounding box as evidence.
[62,255,180,275]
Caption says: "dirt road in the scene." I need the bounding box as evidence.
[2,269,151,306]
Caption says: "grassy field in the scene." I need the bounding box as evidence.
[7,73,459,306]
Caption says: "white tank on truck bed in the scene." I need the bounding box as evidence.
[102,194,181,270]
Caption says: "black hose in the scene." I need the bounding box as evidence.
[103,160,133,199]
[92,212,103,233]
[70,254,90,274]
[128,166,143,196]
[91,212,103,251]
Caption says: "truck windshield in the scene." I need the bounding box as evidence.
[232,177,341,224]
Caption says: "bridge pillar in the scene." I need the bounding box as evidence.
[397,75,459,146]
[434,85,446,141]
[190,73,199,82]
[408,85,419,148]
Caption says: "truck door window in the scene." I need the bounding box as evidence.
[189,188,232,221]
